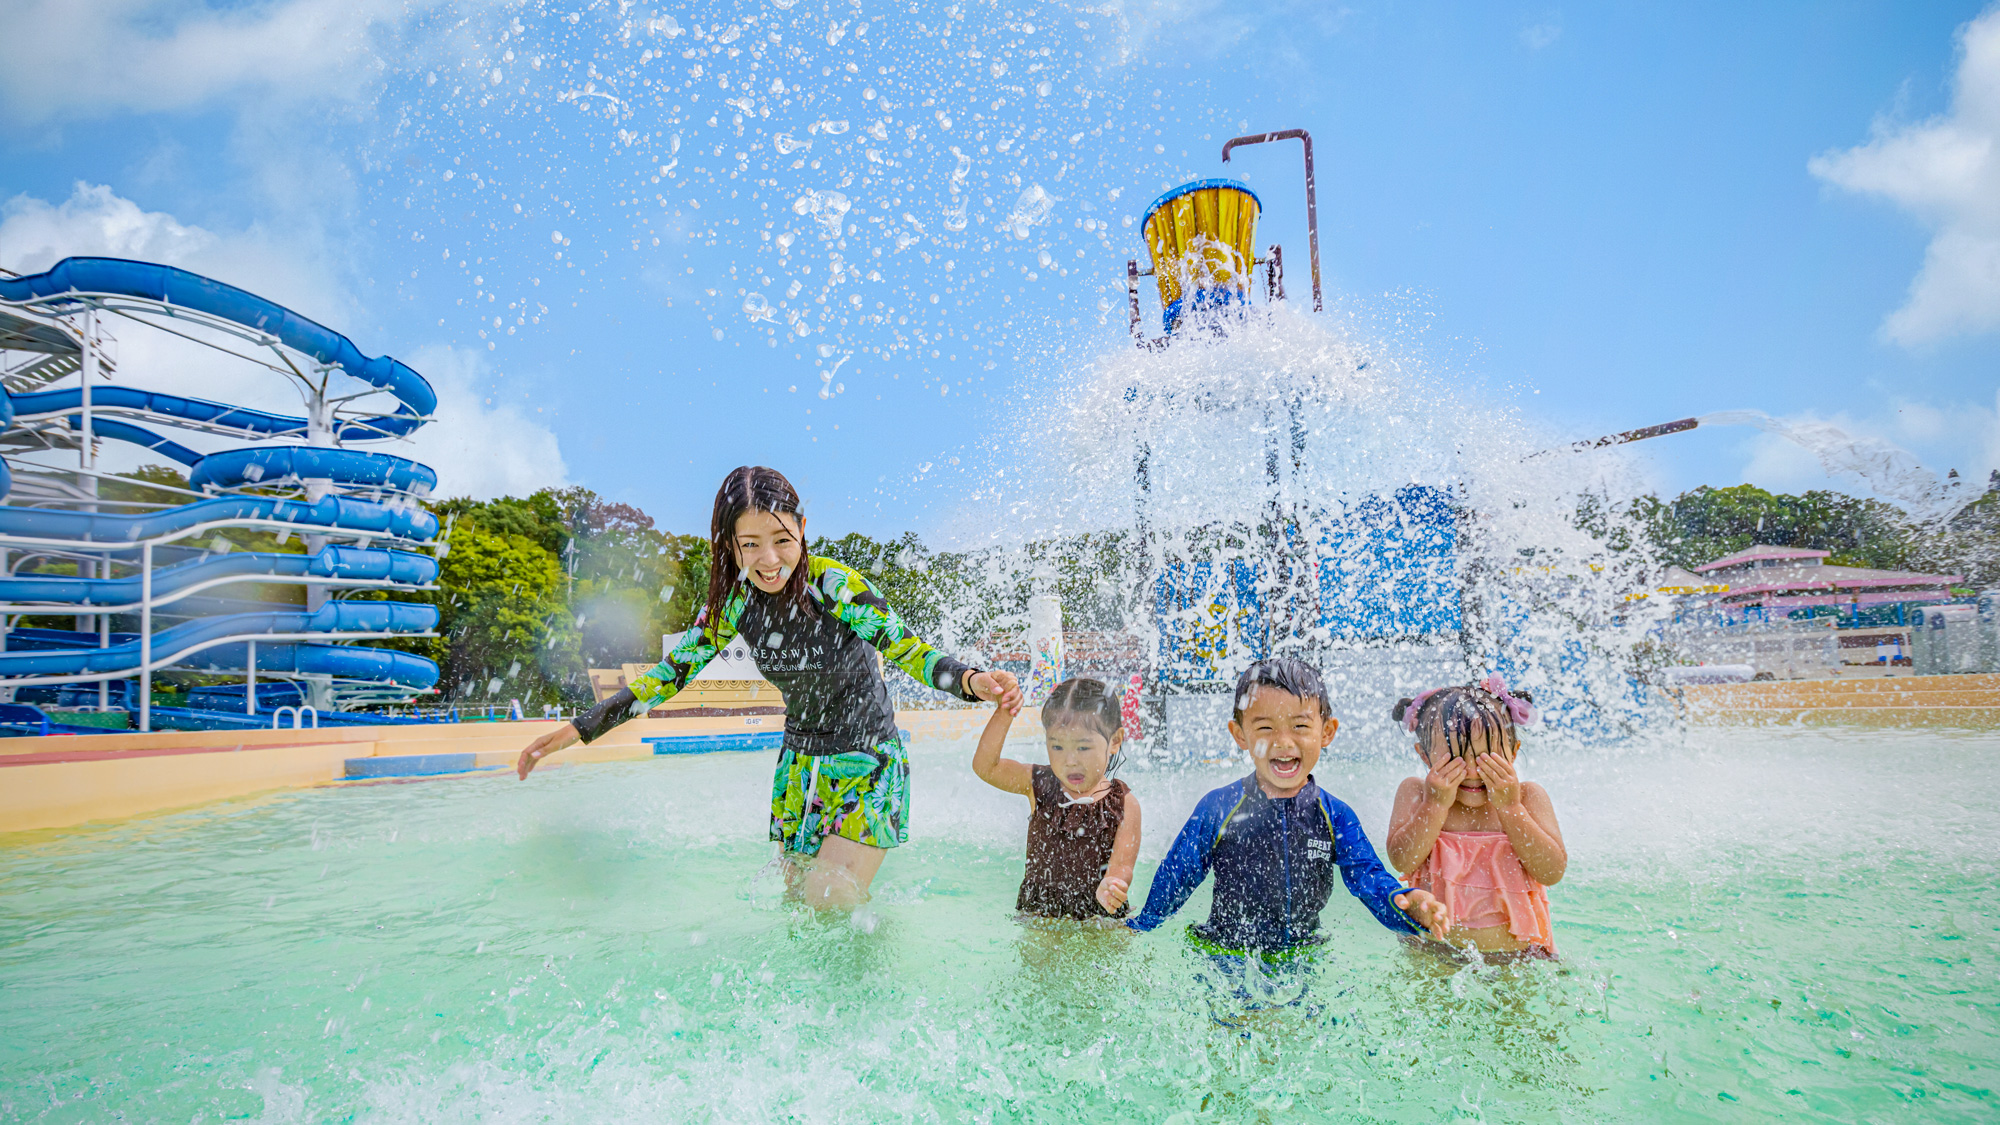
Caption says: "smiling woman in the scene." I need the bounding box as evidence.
[514,464,1023,907]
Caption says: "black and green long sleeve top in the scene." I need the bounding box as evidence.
[573,555,983,753]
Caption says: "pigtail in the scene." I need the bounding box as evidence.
[1391,697,1415,724]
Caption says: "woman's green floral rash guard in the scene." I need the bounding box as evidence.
[572,556,982,753]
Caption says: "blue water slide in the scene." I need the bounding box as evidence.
[61,415,202,465]
[3,629,438,690]
[12,391,437,489]
[0,258,436,419]
[190,447,436,494]
[0,492,437,543]
[25,401,436,492]
[9,385,422,441]
[195,639,438,688]
[0,545,438,604]
[0,602,438,678]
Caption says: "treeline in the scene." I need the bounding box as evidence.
[1624,481,2000,588]
[108,463,2000,707]
[374,488,712,707]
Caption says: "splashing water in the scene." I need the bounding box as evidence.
[5,729,1999,1121]
[923,304,1663,749]
[376,1,1211,385]
[1698,409,1975,524]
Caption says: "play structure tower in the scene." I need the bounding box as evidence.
[0,258,442,733]
[1119,132,1466,750]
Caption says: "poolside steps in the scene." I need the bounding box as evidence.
[1683,673,2000,728]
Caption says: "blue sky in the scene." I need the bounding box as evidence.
[2,0,1997,539]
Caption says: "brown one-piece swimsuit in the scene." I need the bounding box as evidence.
[1017,765,1131,920]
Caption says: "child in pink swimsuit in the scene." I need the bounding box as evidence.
[1384,677,1566,958]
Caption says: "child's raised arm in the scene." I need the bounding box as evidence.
[1476,752,1567,885]
[1096,791,1142,914]
[1385,757,1463,873]
[970,704,1035,795]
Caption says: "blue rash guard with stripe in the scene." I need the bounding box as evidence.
[1127,775,1418,954]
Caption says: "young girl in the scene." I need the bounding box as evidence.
[972,677,1141,921]
[516,465,1022,909]
[1384,677,1566,958]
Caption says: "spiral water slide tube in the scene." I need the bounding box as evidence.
[0,257,446,732]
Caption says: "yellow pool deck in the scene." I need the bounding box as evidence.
[1680,673,2000,728]
[0,682,1035,835]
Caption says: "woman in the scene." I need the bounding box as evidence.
[516,465,1021,908]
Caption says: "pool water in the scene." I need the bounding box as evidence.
[2,726,1996,1122]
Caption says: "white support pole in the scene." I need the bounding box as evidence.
[99,576,109,710]
[79,307,96,474]
[245,639,256,714]
[139,542,152,733]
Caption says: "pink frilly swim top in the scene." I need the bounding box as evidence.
[1410,831,1556,954]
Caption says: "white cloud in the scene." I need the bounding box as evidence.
[1102,1,1356,62]
[1519,21,1563,51]
[0,0,401,126]
[0,182,567,500]
[0,182,354,323]
[400,347,571,500]
[1809,5,2000,346]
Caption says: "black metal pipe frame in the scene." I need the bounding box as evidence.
[1222,129,1322,312]
[1534,417,1700,459]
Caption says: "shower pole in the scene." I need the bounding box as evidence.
[1221,129,1321,312]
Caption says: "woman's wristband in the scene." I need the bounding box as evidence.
[956,667,985,703]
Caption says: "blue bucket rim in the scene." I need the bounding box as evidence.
[1140,178,1263,230]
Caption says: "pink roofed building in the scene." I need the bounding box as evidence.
[1694,544,1963,612]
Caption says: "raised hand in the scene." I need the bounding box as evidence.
[516,723,580,780]
[1393,888,1451,941]
[972,669,1024,715]
[1423,754,1468,806]
[1475,752,1521,810]
[1096,874,1130,914]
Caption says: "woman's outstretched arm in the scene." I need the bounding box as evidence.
[518,603,740,779]
[814,557,1021,713]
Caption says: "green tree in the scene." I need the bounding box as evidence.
[1633,484,1911,572]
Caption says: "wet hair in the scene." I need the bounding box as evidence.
[1231,658,1332,722]
[1042,677,1125,774]
[701,466,811,633]
[1390,683,1534,762]
[1042,677,1122,741]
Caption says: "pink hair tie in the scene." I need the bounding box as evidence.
[1480,674,1536,727]
[1401,687,1443,733]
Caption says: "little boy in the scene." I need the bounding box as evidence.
[1127,658,1449,960]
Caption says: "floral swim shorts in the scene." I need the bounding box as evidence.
[769,736,909,856]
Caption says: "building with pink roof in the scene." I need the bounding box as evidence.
[1693,544,1963,613]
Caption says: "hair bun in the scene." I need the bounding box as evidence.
[1390,697,1414,723]
[1510,687,1534,705]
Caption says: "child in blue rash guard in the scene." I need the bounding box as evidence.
[1127,659,1450,964]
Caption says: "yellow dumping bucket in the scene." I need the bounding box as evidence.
[1142,178,1262,332]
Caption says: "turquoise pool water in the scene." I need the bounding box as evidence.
[2,725,1996,1122]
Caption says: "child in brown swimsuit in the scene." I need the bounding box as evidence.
[972,677,1142,921]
